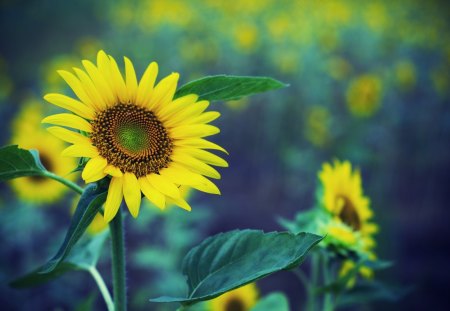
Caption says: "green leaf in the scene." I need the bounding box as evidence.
[174,75,288,101]
[0,145,47,181]
[10,231,109,288]
[250,292,290,311]
[336,280,413,307]
[150,230,322,305]
[39,183,108,273]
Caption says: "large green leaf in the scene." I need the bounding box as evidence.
[0,145,47,181]
[250,292,290,311]
[39,183,108,273]
[174,75,288,101]
[10,231,108,288]
[150,230,322,305]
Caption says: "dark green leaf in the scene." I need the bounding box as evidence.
[250,292,290,311]
[10,262,80,288]
[174,75,288,101]
[39,183,107,273]
[75,292,98,311]
[0,145,47,181]
[337,280,413,306]
[150,230,322,304]
[10,231,109,288]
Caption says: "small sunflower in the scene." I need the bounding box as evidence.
[43,50,227,222]
[10,101,77,203]
[208,283,259,311]
[318,159,378,249]
[346,74,383,118]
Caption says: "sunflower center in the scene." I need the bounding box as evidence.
[91,103,173,177]
[337,195,361,231]
[225,298,245,311]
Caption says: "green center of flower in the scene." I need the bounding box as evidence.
[225,298,245,311]
[91,103,173,177]
[337,195,361,231]
[116,123,150,154]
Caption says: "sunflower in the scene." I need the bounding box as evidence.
[346,74,383,118]
[318,160,378,250]
[43,50,227,222]
[318,160,378,283]
[208,283,259,311]
[10,101,78,203]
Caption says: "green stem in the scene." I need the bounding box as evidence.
[322,253,334,311]
[109,210,127,311]
[42,171,83,194]
[305,252,320,311]
[88,266,114,311]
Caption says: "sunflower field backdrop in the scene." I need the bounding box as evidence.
[0,0,449,310]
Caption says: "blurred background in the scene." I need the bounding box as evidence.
[0,0,449,310]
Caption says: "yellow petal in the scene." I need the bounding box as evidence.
[73,67,107,110]
[42,113,92,132]
[174,138,228,154]
[124,57,138,103]
[82,60,116,106]
[157,94,198,118]
[122,172,141,218]
[104,165,123,177]
[147,173,180,198]
[82,156,108,182]
[61,144,99,158]
[163,100,209,127]
[148,72,179,110]
[44,93,95,120]
[171,153,221,179]
[184,111,221,125]
[57,70,95,108]
[46,126,91,145]
[160,165,220,195]
[178,148,228,167]
[170,124,220,139]
[104,177,124,222]
[108,55,128,103]
[96,50,113,88]
[138,177,166,209]
[136,62,158,107]
[167,196,192,211]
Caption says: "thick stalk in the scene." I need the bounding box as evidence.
[109,210,127,311]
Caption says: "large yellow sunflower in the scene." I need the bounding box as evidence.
[10,100,78,203]
[318,159,378,249]
[43,50,227,222]
[208,283,259,311]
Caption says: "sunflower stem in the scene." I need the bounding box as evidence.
[109,210,127,311]
[42,171,83,194]
[88,266,114,311]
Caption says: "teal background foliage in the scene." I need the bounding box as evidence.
[1,0,450,310]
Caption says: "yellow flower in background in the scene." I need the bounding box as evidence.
[339,258,375,288]
[43,50,227,222]
[208,283,259,311]
[233,23,259,53]
[346,74,383,118]
[318,160,378,249]
[304,106,331,147]
[10,100,77,204]
[318,217,361,250]
[395,60,417,90]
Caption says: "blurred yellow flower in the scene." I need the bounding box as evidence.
[319,160,378,249]
[234,23,259,53]
[395,60,417,90]
[208,283,259,311]
[346,74,383,117]
[10,99,77,204]
[304,106,330,147]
